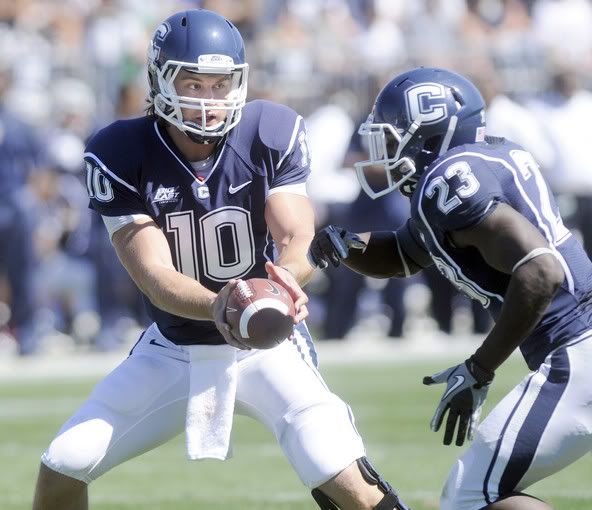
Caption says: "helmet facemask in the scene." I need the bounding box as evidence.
[150,56,248,144]
[355,109,463,199]
[354,115,423,199]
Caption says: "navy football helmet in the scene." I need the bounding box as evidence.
[147,9,248,143]
[355,67,486,198]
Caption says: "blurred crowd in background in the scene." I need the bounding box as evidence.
[1,0,592,356]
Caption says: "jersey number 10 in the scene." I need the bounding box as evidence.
[165,207,256,283]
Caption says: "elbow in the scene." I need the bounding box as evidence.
[130,272,163,310]
[140,284,161,309]
[548,257,565,294]
[528,254,565,296]
[541,254,565,293]
[514,253,565,302]
[146,291,163,310]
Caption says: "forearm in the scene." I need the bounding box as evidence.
[344,231,411,278]
[473,258,563,371]
[134,264,217,321]
[275,232,316,285]
[111,219,218,322]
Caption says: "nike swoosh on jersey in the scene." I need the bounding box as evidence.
[228,180,252,194]
[442,375,465,399]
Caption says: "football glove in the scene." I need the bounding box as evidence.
[423,356,494,446]
[308,225,366,269]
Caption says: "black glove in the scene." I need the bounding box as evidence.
[308,225,366,269]
[423,356,494,446]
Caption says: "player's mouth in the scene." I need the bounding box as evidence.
[205,112,221,126]
[188,111,222,127]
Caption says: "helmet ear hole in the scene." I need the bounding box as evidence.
[424,135,442,153]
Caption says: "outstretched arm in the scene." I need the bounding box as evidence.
[112,217,219,320]
[111,217,245,348]
[265,191,316,323]
[308,220,431,278]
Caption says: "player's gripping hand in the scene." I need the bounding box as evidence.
[211,279,251,350]
[423,356,494,446]
[308,225,367,269]
[265,262,308,323]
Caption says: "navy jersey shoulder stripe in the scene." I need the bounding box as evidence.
[416,152,505,306]
[275,114,303,172]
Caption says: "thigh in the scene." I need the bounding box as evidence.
[441,334,592,510]
[42,331,189,483]
[235,324,365,488]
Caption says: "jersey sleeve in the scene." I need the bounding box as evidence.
[397,218,433,268]
[84,123,147,217]
[270,115,310,189]
[417,154,503,232]
[250,101,310,189]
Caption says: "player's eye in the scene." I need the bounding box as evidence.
[214,80,230,90]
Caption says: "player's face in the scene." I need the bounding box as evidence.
[174,70,232,127]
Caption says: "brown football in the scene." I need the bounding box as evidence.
[225,278,296,349]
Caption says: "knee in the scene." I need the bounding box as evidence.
[278,397,365,488]
[42,419,113,483]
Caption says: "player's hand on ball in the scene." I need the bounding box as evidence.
[265,262,308,323]
[212,279,251,350]
[423,356,494,446]
[225,276,295,349]
[308,225,366,269]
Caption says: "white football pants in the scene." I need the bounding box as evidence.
[41,322,365,488]
[441,330,592,510]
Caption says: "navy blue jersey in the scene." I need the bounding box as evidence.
[84,100,310,345]
[411,138,592,369]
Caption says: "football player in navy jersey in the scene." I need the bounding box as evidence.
[32,9,410,510]
[309,67,592,510]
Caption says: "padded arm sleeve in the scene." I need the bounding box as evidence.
[396,219,433,269]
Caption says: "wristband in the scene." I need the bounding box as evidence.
[467,355,495,386]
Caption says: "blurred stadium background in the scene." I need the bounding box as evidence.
[2,0,592,356]
[1,0,592,507]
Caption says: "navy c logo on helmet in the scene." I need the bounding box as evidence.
[149,22,170,63]
[155,22,170,40]
[405,83,448,125]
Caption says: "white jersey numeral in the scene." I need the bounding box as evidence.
[166,211,198,280]
[165,206,255,283]
[86,161,114,202]
[509,150,570,244]
[425,161,480,214]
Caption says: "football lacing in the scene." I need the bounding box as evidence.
[236,280,253,301]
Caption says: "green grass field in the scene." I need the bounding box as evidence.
[1,356,590,509]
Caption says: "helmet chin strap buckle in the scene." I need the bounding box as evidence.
[183,121,223,145]
[184,130,217,145]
